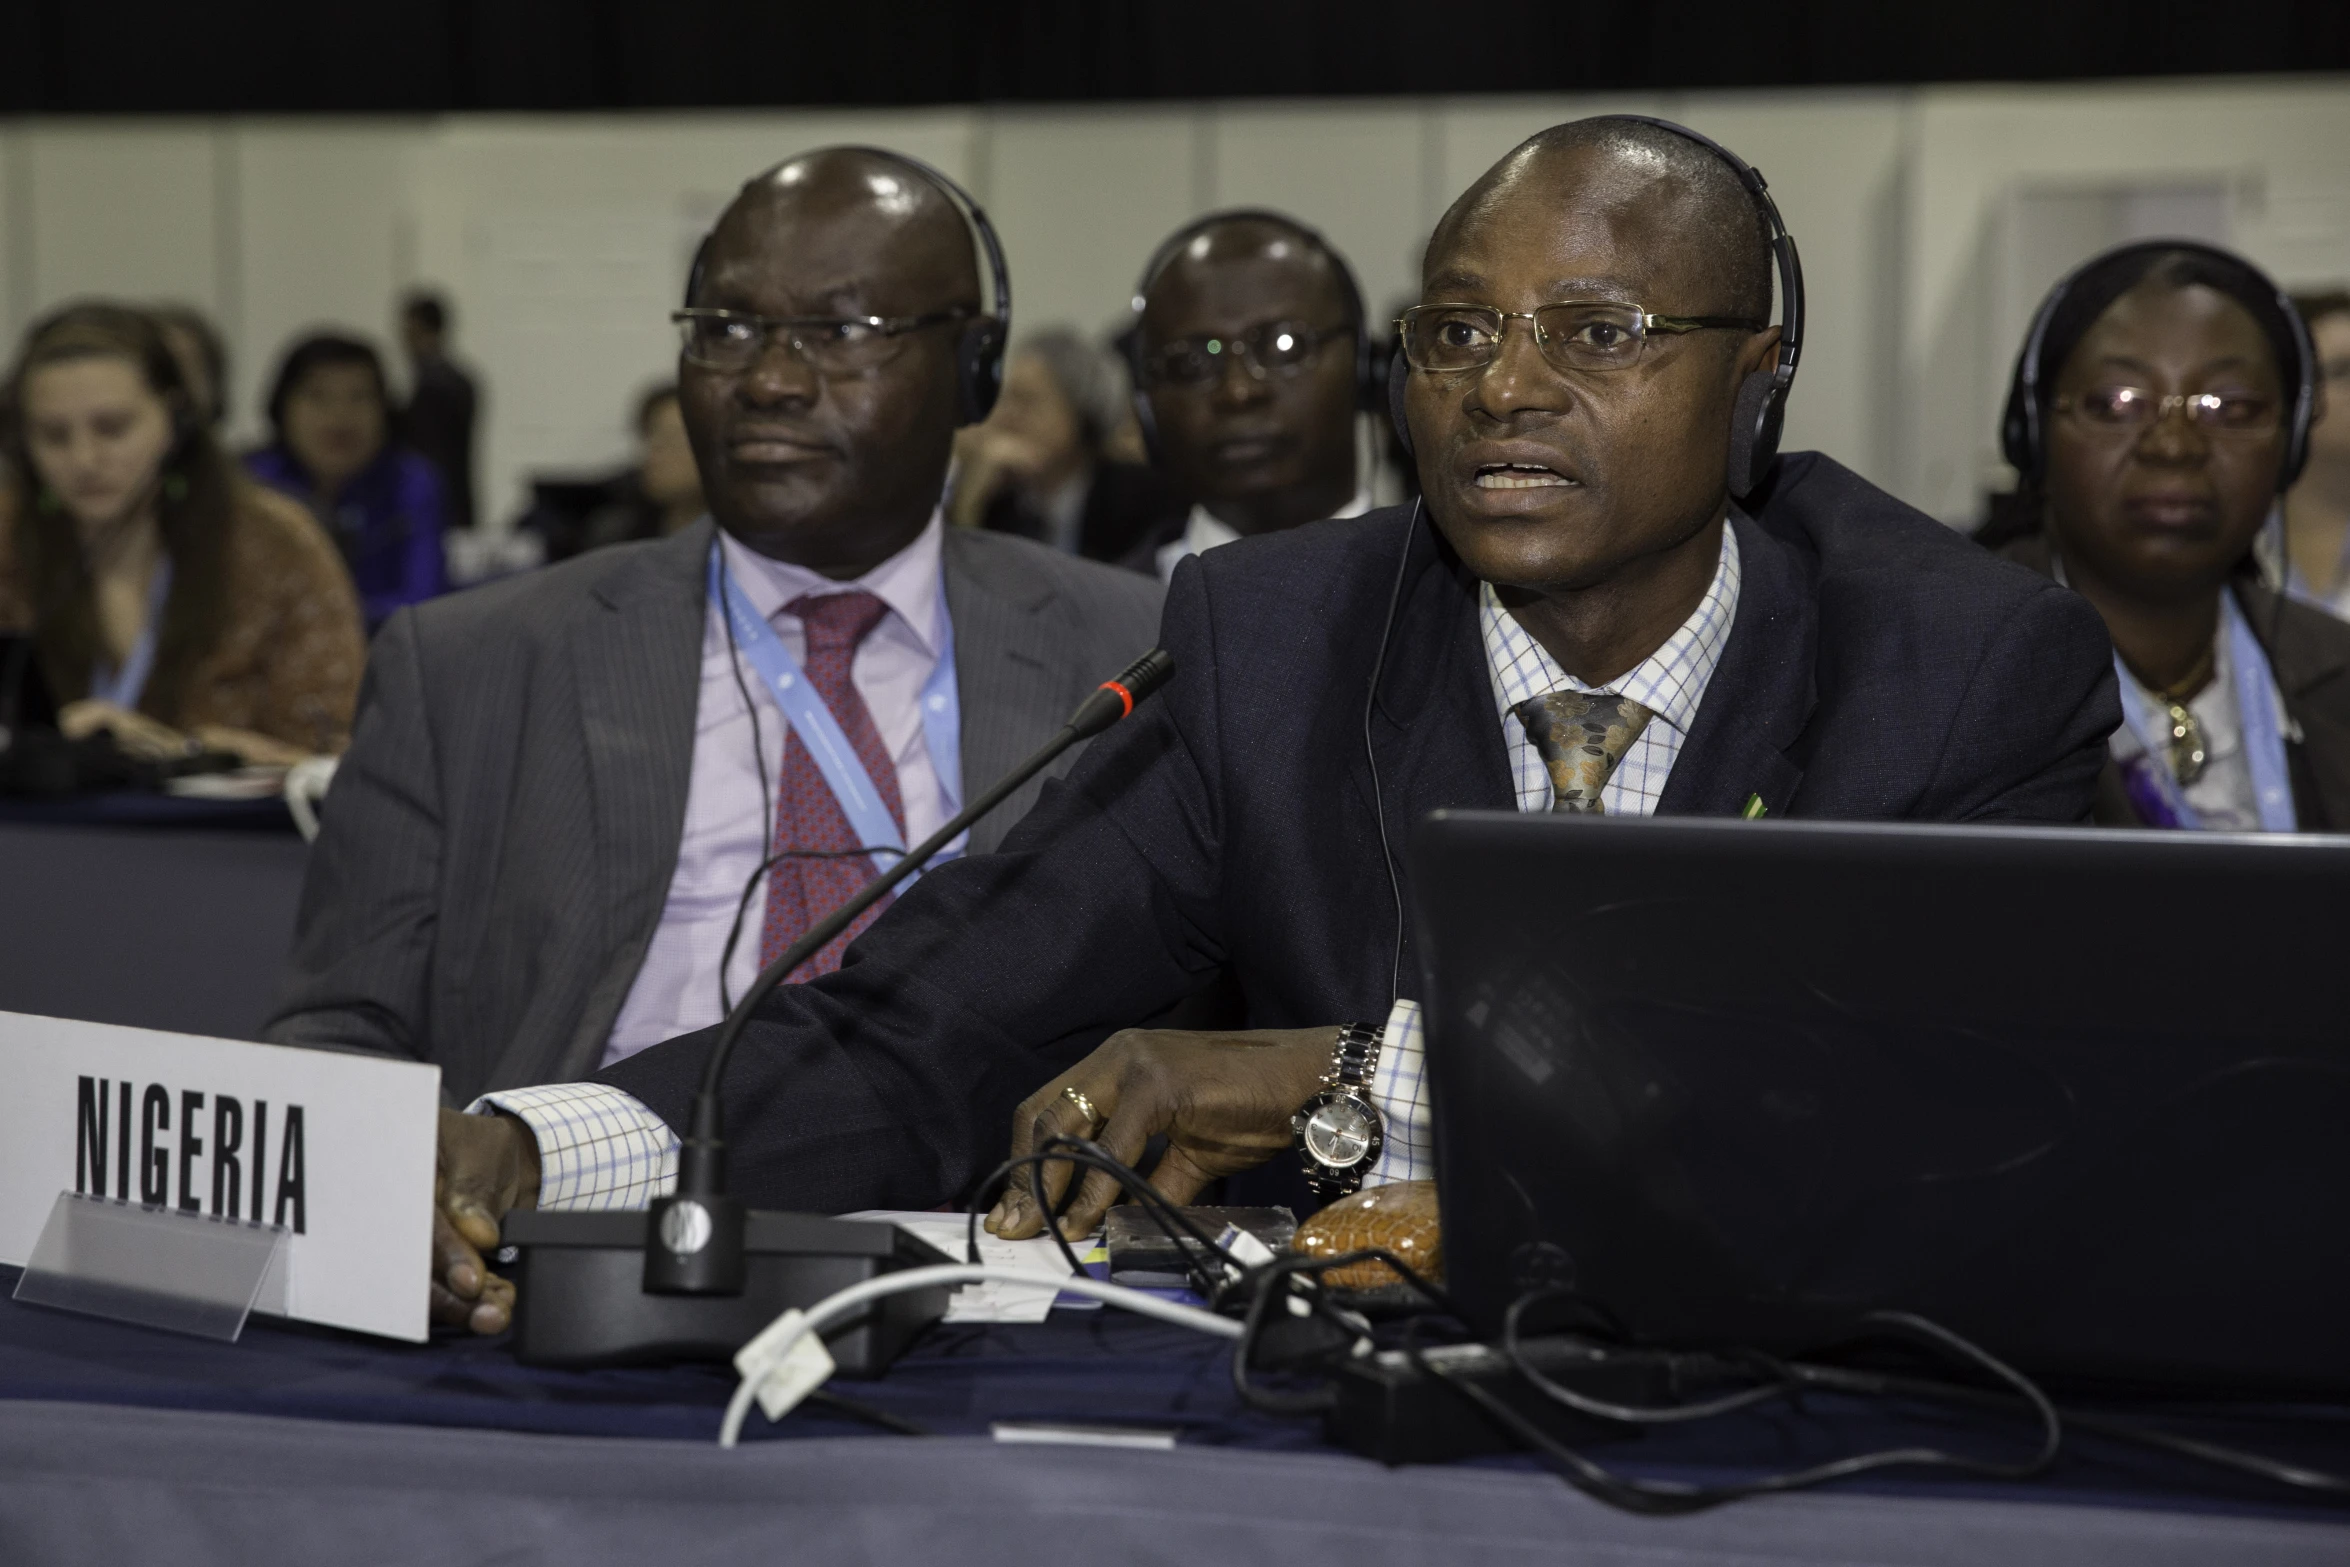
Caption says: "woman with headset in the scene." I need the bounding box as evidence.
[1980,242,2350,830]
[0,303,366,765]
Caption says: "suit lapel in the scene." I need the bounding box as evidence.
[555,522,710,1077]
[1655,512,1815,817]
[2242,579,2350,830]
[942,529,1067,855]
[1357,520,1517,864]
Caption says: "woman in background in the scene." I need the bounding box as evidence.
[247,332,446,627]
[0,303,364,762]
[579,383,706,551]
[950,327,1178,564]
[1981,243,2350,830]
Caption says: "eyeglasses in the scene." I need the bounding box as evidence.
[2055,386,2280,434]
[1396,302,1764,376]
[672,306,970,374]
[1142,320,1349,389]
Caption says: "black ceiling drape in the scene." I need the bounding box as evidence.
[5,1,2345,114]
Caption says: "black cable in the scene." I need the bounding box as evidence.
[1502,1285,1798,1425]
[1409,1310,2062,1517]
[1792,1361,2350,1500]
[1227,1246,1460,1416]
[1361,498,1420,1004]
[965,1137,1249,1298]
[950,1137,2347,1504]
[715,841,902,1010]
[716,541,774,1018]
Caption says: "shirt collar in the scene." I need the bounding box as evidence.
[1480,517,1743,738]
[714,509,947,659]
[1179,487,1376,559]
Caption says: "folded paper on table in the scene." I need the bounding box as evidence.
[839,1211,1088,1323]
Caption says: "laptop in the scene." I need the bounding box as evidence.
[1411,810,2350,1395]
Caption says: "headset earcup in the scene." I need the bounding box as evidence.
[958,319,1006,425]
[1727,370,1782,499]
[1386,352,1414,463]
[1999,373,2038,482]
[1130,388,1161,468]
[1356,327,1383,413]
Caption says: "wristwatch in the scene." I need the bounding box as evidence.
[1292,1022,1386,1204]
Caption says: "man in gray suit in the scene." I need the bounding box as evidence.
[268,149,1161,1158]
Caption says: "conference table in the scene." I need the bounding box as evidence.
[0,796,307,1042]
[3,1263,2346,1566]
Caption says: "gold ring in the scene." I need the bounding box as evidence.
[1061,1084,1101,1124]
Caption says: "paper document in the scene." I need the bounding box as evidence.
[838,1211,1088,1324]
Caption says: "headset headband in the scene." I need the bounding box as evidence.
[1385,116,1805,496]
[682,146,1012,424]
[1122,207,1384,439]
[1128,208,1367,329]
[1604,115,1805,392]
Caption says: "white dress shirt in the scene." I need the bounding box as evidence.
[1365,522,1745,1185]
[1153,489,1374,581]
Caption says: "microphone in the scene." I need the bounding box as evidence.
[642,646,1177,1297]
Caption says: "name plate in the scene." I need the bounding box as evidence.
[0,1011,439,1342]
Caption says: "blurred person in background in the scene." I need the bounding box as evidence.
[2280,289,2350,613]
[399,289,480,532]
[247,332,448,628]
[149,303,228,429]
[1118,212,1373,580]
[950,327,1179,562]
[578,383,706,552]
[0,303,364,763]
[1980,244,2350,831]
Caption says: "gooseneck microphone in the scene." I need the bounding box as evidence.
[642,647,1177,1297]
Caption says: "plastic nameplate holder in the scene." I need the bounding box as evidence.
[11,1191,290,1342]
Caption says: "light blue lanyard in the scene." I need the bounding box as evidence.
[89,558,173,709]
[706,544,964,885]
[2112,588,2295,833]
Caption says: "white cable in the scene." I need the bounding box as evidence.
[718,1263,1244,1448]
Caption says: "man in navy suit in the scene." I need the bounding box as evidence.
[431,117,2118,1323]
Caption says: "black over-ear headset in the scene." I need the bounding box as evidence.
[684,146,1012,427]
[1364,118,1806,1007]
[1118,209,1382,461]
[2000,238,2319,491]
[1385,115,1807,501]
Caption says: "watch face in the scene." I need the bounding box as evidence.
[1303,1095,1376,1168]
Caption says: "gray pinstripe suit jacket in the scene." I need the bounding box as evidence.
[263,518,1164,1104]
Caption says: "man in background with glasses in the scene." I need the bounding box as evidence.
[1118,213,1374,580]
[270,149,1160,1334]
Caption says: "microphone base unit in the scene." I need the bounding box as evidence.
[503,1209,954,1373]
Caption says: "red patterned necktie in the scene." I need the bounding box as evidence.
[758,590,908,980]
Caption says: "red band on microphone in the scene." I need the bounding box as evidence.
[1101,679,1136,719]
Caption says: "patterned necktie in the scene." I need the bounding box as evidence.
[759,590,908,980]
[1511,691,1656,813]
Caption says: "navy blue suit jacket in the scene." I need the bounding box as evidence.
[599,453,2122,1212]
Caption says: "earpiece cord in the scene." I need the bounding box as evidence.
[715,541,773,1018]
[1363,498,1421,1004]
[716,843,900,1014]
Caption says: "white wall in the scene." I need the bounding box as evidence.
[2,77,2346,531]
